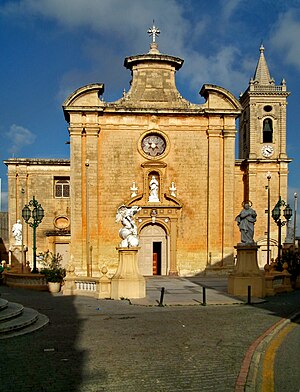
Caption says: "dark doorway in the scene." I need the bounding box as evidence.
[153,242,162,275]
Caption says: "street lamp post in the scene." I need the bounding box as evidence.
[266,172,271,265]
[271,196,293,265]
[22,196,44,273]
[294,193,298,249]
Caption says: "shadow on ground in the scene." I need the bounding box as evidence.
[0,286,105,392]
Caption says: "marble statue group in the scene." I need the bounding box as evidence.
[116,205,141,247]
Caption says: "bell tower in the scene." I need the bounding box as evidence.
[239,44,290,161]
[238,45,292,242]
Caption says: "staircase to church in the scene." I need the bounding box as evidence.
[0,298,49,339]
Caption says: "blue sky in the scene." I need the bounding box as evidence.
[0,0,299,227]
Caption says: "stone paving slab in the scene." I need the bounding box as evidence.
[0,278,299,391]
[130,276,244,306]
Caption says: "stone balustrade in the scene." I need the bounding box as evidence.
[62,264,112,299]
[264,262,293,296]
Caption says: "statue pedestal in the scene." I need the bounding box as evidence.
[111,247,146,299]
[228,244,265,298]
[9,245,29,273]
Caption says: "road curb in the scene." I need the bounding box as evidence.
[235,309,300,392]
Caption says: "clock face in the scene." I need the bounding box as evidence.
[261,145,274,157]
[142,134,166,157]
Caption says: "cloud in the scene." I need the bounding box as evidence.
[0,0,185,51]
[6,124,36,155]
[1,191,8,212]
[221,0,241,22]
[178,45,249,101]
[270,9,300,70]
[1,0,249,99]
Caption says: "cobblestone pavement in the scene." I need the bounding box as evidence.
[1,283,300,392]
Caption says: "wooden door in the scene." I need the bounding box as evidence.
[138,225,167,276]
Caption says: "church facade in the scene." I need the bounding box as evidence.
[5,38,291,277]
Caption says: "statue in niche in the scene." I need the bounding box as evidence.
[116,205,141,247]
[149,175,159,202]
[12,219,22,245]
[235,202,257,245]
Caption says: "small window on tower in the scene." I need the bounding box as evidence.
[55,179,70,198]
[263,118,273,143]
[264,105,273,112]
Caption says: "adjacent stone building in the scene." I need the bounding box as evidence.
[4,36,291,276]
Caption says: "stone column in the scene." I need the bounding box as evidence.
[69,125,85,274]
[222,126,237,264]
[206,125,223,264]
[169,217,178,275]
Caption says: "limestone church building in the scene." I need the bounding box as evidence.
[5,34,291,277]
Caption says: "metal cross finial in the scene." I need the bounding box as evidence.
[148,20,160,43]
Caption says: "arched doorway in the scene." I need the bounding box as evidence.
[138,224,168,276]
[257,238,278,268]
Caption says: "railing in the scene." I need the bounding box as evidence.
[251,85,286,92]
[264,262,293,296]
[75,280,97,292]
[63,266,111,298]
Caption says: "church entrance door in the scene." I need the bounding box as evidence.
[138,224,168,276]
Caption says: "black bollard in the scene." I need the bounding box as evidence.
[202,286,206,306]
[158,287,165,306]
[247,285,251,305]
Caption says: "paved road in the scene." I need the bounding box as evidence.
[274,321,300,392]
[1,280,300,392]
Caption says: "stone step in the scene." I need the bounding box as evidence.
[0,305,49,339]
[0,298,8,310]
[0,307,39,334]
[0,312,49,339]
[0,302,24,322]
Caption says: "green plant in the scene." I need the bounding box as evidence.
[39,251,66,283]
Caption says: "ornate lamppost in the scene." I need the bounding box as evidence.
[272,197,292,264]
[22,196,44,273]
[294,193,298,249]
[266,172,271,265]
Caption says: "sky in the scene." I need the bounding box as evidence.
[0,0,299,229]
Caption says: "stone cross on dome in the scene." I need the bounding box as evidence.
[148,20,160,43]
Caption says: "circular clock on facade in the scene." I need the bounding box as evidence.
[261,145,274,157]
[141,134,166,157]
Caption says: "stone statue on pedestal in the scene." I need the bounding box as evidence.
[116,205,141,247]
[235,203,257,244]
[12,220,22,245]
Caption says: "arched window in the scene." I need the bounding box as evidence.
[55,178,70,198]
[263,118,273,143]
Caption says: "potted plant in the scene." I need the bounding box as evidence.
[40,251,66,293]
